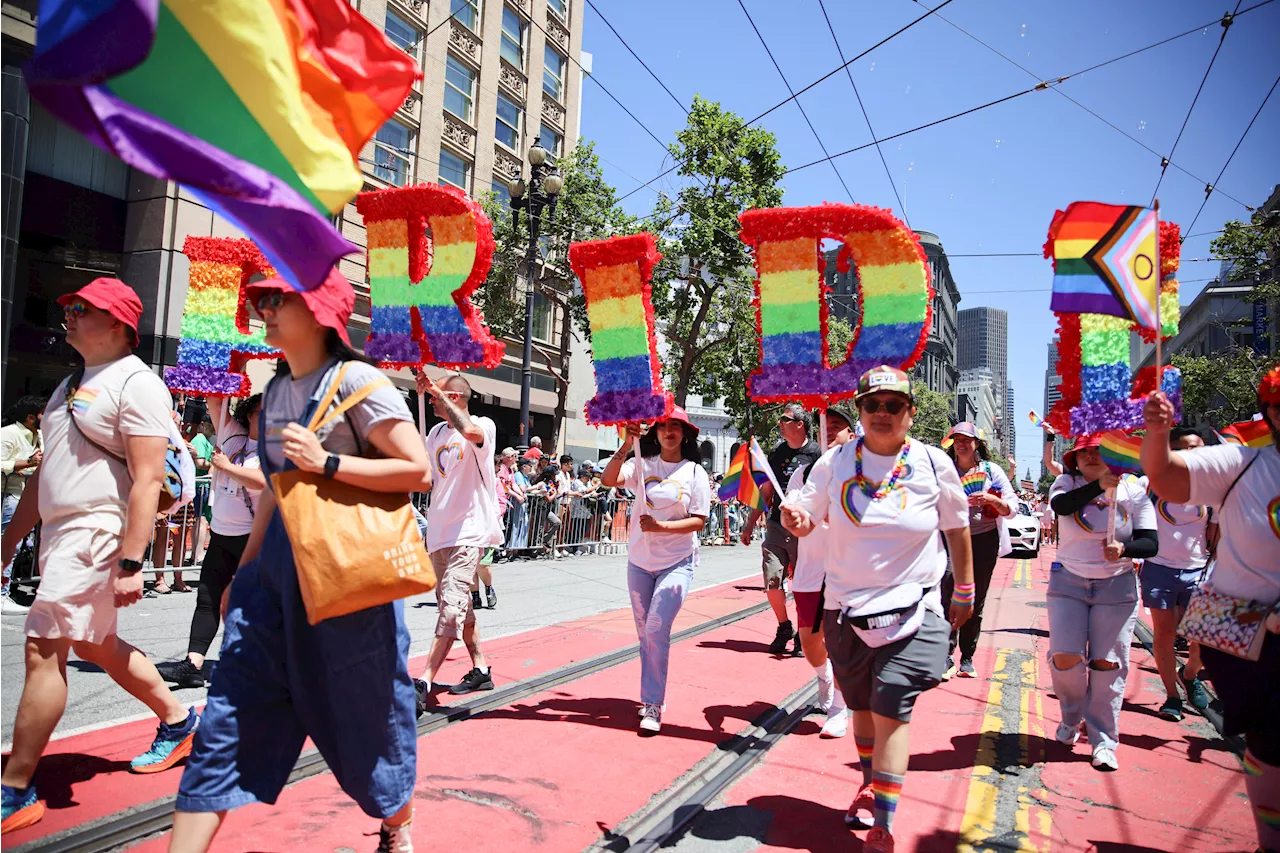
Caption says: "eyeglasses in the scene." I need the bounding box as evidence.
[860,398,908,415]
[254,292,286,313]
[63,301,91,318]
[779,416,804,425]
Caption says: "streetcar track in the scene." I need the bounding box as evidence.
[15,598,774,853]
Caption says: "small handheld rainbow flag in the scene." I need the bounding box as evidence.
[1221,418,1274,449]
[1028,410,1049,430]
[961,470,988,496]
[718,441,768,512]
[1099,430,1143,475]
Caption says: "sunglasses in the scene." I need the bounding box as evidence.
[254,291,286,313]
[860,398,908,415]
[779,415,804,424]
[63,301,91,318]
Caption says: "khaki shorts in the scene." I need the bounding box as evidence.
[430,545,480,640]
[26,525,122,644]
[761,523,796,590]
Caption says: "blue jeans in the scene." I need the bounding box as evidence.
[2,493,18,596]
[628,555,694,707]
[1046,563,1140,749]
[505,502,529,551]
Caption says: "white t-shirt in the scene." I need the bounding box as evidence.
[1050,473,1156,579]
[1149,491,1211,572]
[210,416,261,538]
[786,465,827,593]
[425,415,502,551]
[1183,444,1279,604]
[40,355,174,534]
[788,440,969,617]
[620,455,711,572]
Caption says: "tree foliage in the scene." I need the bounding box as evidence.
[1210,210,1280,302]
[910,388,955,447]
[1037,471,1057,494]
[1172,348,1277,429]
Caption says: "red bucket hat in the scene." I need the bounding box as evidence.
[245,269,355,346]
[655,405,699,438]
[58,277,143,347]
[1062,434,1104,471]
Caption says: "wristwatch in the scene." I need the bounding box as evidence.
[323,453,341,480]
[118,558,144,574]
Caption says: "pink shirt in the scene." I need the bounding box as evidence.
[497,464,514,515]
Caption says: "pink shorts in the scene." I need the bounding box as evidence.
[794,590,823,631]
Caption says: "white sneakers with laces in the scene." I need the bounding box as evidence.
[639,703,662,734]
[1055,721,1081,746]
[1,596,29,615]
[820,709,849,738]
[1091,744,1119,771]
[376,819,413,853]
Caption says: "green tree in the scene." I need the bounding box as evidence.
[1210,210,1280,301]
[1037,471,1056,494]
[1172,348,1277,428]
[910,388,955,447]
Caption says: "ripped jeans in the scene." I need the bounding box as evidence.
[1045,563,1140,750]
[627,555,694,707]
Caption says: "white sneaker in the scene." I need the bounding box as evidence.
[820,708,849,738]
[1091,744,1119,771]
[816,677,834,714]
[639,703,661,734]
[1056,721,1081,746]
[1,596,29,615]
[376,819,413,853]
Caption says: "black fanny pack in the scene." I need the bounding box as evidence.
[844,585,936,629]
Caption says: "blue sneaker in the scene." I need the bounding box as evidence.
[1180,667,1210,712]
[131,708,199,774]
[1,784,44,835]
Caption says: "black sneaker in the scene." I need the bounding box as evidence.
[1173,636,1190,654]
[1158,696,1184,721]
[156,658,205,689]
[448,667,494,694]
[414,679,430,718]
[768,621,795,655]
[790,632,803,657]
[471,589,483,610]
[485,585,498,609]
[957,658,976,678]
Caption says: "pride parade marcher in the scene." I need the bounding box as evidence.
[601,407,711,735]
[741,402,822,657]
[171,272,430,853]
[156,395,265,690]
[940,422,1014,679]
[415,371,502,699]
[1142,370,1280,853]
[0,279,200,836]
[781,366,973,853]
[783,404,856,738]
[1046,434,1158,772]
[1141,426,1214,722]
[1,395,45,615]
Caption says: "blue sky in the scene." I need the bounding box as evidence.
[575,0,1279,478]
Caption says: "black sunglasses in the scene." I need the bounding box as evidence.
[779,415,804,424]
[254,291,286,313]
[860,398,908,415]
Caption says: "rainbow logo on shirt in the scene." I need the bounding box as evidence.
[1154,500,1205,527]
[1073,499,1127,533]
[839,478,907,527]
[67,387,99,416]
[435,442,462,477]
[1268,495,1280,542]
[643,476,685,510]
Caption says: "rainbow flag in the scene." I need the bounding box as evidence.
[961,470,988,496]
[26,0,419,291]
[1221,419,1274,448]
[719,441,768,512]
[1046,202,1161,330]
[1028,410,1050,430]
[1099,430,1143,475]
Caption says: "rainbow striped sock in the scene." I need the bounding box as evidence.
[872,770,904,833]
[1243,750,1280,850]
[854,737,875,786]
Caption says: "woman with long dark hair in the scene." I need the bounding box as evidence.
[601,407,710,735]
[170,271,431,853]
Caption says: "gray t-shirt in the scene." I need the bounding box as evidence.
[260,359,412,483]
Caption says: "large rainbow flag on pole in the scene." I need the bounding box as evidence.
[26,0,419,291]
[1046,202,1161,330]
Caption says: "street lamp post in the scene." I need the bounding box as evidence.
[508,144,563,451]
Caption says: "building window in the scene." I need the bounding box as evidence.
[495,91,522,149]
[450,0,480,31]
[532,291,552,342]
[547,0,568,21]
[538,123,562,157]
[501,6,526,69]
[491,179,512,209]
[384,9,421,61]
[373,121,414,186]
[543,44,565,101]
[439,148,471,191]
[444,55,475,122]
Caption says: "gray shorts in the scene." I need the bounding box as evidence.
[823,607,949,722]
[430,546,480,639]
[761,523,796,590]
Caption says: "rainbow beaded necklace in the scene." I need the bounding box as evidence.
[854,438,913,501]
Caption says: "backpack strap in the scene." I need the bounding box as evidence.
[1219,452,1258,511]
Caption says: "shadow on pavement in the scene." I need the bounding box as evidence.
[695,638,774,655]
[0,753,133,809]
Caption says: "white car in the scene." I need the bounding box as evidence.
[1005,500,1041,556]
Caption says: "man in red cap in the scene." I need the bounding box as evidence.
[0,279,199,836]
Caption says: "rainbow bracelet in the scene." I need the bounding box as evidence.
[952,583,976,607]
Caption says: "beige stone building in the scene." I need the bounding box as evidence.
[2,0,588,449]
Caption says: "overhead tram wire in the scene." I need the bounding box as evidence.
[736,0,855,203]
[1151,1,1242,205]
[907,0,1255,212]
[818,0,909,226]
[583,0,688,115]
[1183,72,1279,236]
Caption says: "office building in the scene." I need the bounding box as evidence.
[913,230,961,398]
[957,307,1007,411]
[957,368,998,450]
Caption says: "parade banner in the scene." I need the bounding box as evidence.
[738,204,933,408]
[164,237,279,397]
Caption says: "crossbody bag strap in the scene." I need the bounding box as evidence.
[308,367,393,434]
[63,367,138,471]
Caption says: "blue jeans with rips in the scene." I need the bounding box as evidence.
[627,554,694,707]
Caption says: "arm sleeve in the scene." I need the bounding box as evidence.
[1182,444,1251,509]
[989,463,1017,514]
[784,468,805,502]
[619,459,637,492]
[0,429,17,475]
[790,451,832,521]
[340,363,412,445]
[1124,528,1159,559]
[118,373,175,438]
[688,466,711,517]
[1050,474,1102,516]
[933,448,971,531]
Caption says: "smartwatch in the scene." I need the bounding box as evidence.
[323,453,341,480]
[118,558,144,574]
